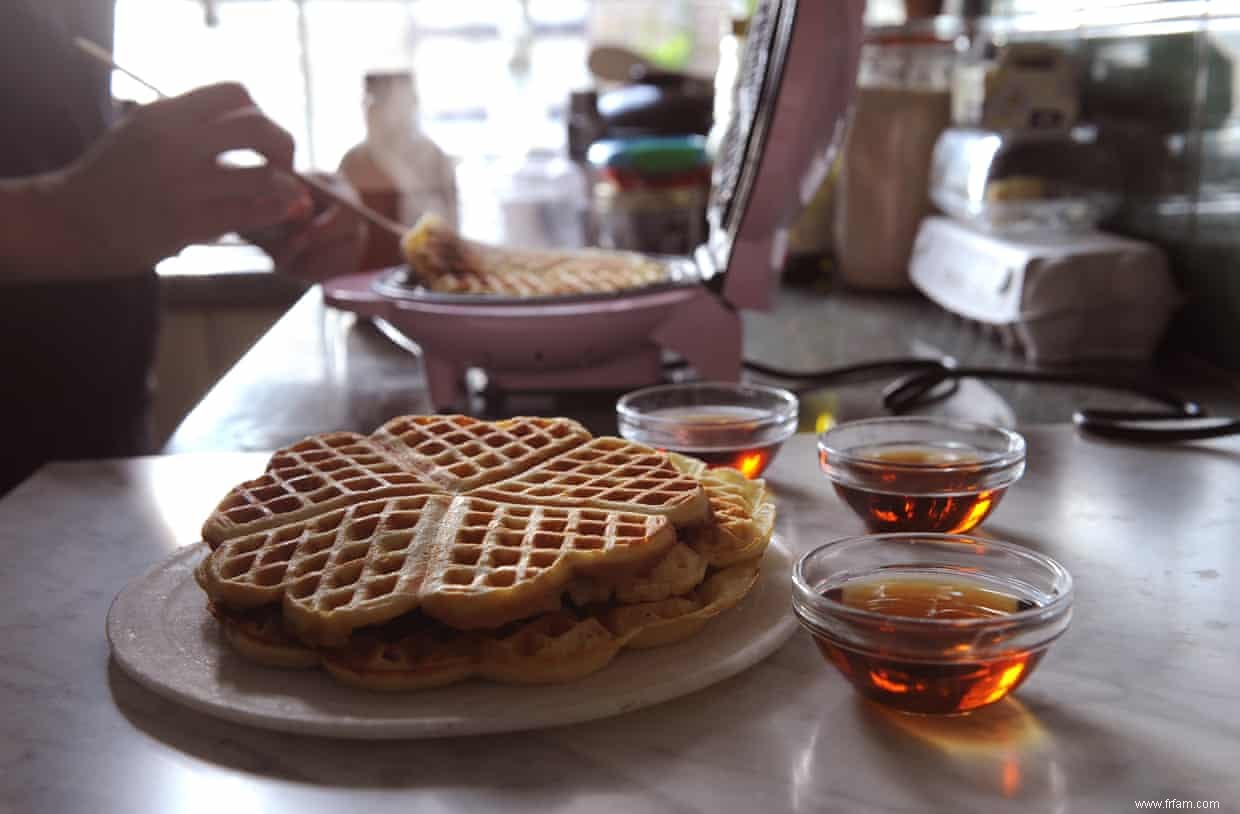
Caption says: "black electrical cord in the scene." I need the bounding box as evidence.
[741,356,954,392]
[881,364,1202,416]
[1070,411,1240,443]
[739,356,964,409]
[733,356,1237,442]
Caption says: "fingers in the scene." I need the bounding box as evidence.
[302,171,360,203]
[138,83,295,169]
[196,165,309,210]
[157,82,255,125]
[312,201,368,248]
[179,190,310,245]
[267,203,367,282]
[170,166,309,244]
[66,80,327,261]
[195,107,297,170]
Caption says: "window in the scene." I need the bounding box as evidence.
[113,0,594,171]
[114,0,730,247]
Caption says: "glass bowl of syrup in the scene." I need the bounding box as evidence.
[793,533,1073,715]
[616,381,798,478]
[818,416,1026,533]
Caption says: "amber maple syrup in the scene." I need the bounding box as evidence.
[646,406,786,479]
[815,571,1043,715]
[827,443,1006,533]
[674,443,781,478]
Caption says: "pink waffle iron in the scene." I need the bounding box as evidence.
[323,0,864,410]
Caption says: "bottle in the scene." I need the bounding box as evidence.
[832,22,954,290]
[338,70,459,270]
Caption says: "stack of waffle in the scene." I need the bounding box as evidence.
[401,214,669,297]
[195,415,776,690]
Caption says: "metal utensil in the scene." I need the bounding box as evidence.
[74,37,408,240]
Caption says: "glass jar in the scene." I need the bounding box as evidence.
[587,135,710,255]
[832,23,956,290]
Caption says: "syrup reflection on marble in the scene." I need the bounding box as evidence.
[861,698,1067,810]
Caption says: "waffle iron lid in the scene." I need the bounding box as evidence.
[706,0,864,309]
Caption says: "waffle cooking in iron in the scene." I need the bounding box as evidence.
[400,214,669,297]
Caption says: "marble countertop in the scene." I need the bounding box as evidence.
[3,430,1237,812]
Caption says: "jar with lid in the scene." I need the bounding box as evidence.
[832,23,955,290]
[587,135,710,256]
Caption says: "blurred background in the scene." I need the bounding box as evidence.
[115,0,731,247]
[109,0,1240,440]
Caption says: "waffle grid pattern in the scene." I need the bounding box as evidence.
[403,214,668,297]
[196,414,778,685]
[427,500,666,597]
[429,262,668,297]
[202,487,680,643]
[203,433,436,546]
[469,437,706,522]
[373,414,591,492]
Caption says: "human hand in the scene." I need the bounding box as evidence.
[52,82,311,273]
[247,173,367,283]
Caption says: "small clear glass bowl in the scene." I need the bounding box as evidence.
[793,533,1073,715]
[616,381,798,478]
[818,416,1026,533]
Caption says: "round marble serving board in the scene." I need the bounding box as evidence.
[107,537,798,739]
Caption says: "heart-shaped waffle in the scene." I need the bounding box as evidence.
[198,494,675,646]
[468,436,710,525]
[681,465,776,567]
[371,414,591,492]
[202,419,709,554]
[195,413,774,690]
[201,432,436,547]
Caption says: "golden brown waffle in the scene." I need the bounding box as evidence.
[603,563,760,649]
[197,413,773,690]
[207,602,320,669]
[670,456,776,567]
[319,612,482,691]
[414,495,676,632]
[371,414,591,492]
[469,436,710,526]
[477,613,624,685]
[202,432,436,548]
[565,543,708,607]
[198,494,676,646]
[318,561,760,690]
[401,213,668,298]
